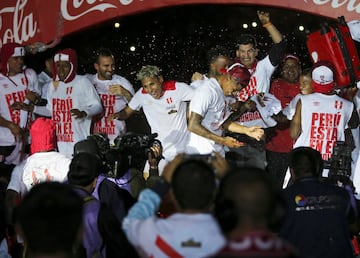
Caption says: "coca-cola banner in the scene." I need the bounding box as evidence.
[1,0,359,47]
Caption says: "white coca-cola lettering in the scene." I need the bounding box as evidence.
[312,0,360,12]
[61,0,129,21]
[1,0,359,47]
[0,0,37,47]
[119,0,134,5]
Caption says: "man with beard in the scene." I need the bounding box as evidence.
[89,48,134,144]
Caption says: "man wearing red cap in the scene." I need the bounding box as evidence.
[187,64,264,156]
[290,62,358,177]
[0,43,40,180]
[35,48,103,158]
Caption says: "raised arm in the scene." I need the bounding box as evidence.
[258,10,282,44]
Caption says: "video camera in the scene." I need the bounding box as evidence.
[324,141,353,178]
[323,141,355,192]
[113,132,161,157]
[87,132,162,178]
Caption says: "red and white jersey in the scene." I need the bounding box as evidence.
[89,74,135,144]
[128,213,225,258]
[123,189,225,258]
[22,151,71,191]
[187,78,230,156]
[294,93,353,161]
[0,69,39,146]
[237,56,276,102]
[46,75,103,157]
[129,81,194,161]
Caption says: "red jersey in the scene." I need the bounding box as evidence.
[265,78,300,153]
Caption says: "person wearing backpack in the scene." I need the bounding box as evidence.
[67,152,138,258]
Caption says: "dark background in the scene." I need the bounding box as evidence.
[28,4,341,87]
[25,4,358,133]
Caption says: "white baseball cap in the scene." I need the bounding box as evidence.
[12,46,25,57]
[312,65,334,93]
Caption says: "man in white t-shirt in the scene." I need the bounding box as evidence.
[187,65,264,156]
[35,48,103,157]
[190,46,232,88]
[89,48,135,144]
[0,43,40,180]
[235,11,286,102]
[109,65,194,174]
[290,63,358,177]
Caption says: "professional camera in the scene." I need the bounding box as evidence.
[323,141,355,192]
[87,132,162,178]
[113,132,161,157]
[325,141,353,178]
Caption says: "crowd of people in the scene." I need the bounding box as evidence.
[0,10,360,258]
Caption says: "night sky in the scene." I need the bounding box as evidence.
[28,4,341,89]
[24,4,359,133]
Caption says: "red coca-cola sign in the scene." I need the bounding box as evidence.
[0,0,359,46]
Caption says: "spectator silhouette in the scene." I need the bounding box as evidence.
[15,182,83,258]
[214,167,298,257]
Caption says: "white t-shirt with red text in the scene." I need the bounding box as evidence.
[294,93,353,161]
[0,69,39,146]
[234,93,281,128]
[46,75,103,157]
[237,56,276,102]
[90,74,135,144]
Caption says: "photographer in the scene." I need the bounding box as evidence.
[74,133,163,222]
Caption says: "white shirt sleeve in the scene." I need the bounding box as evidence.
[128,89,144,111]
[7,161,26,195]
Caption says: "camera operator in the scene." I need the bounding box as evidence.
[74,133,164,220]
[280,147,356,258]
